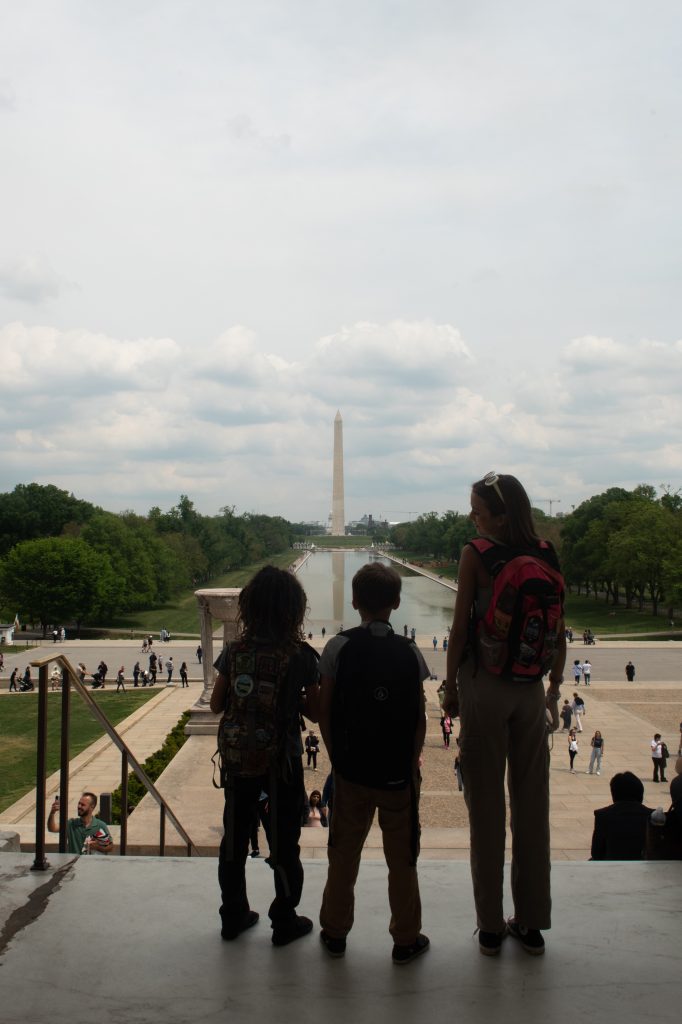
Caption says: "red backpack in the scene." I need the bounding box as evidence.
[469,538,565,682]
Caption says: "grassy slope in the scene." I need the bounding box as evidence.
[0,689,158,814]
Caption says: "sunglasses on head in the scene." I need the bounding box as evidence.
[483,472,505,506]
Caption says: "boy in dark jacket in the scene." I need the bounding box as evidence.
[318,563,430,964]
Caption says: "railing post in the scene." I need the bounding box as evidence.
[31,664,50,871]
[160,805,166,857]
[120,751,129,856]
[59,666,71,854]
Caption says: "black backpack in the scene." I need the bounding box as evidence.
[330,624,421,790]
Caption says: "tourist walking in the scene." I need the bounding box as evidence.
[568,731,579,773]
[587,731,604,774]
[625,660,635,682]
[116,666,126,692]
[443,472,566,957]
[440,713,453,748]
[560,699,573,731]
[572,692,585,732]
[572,659,582,686]
[582,659,592,686]
[180,661,189,687]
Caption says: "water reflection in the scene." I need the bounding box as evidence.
[299,550,454,635]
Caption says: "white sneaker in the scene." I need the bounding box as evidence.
[596,771,600,775]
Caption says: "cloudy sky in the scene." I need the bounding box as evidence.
[1,1,680,524]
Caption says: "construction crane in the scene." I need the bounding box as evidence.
[381,511,419,522]
[535,498,562,517]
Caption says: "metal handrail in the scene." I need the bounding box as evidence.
[30,653,200,869]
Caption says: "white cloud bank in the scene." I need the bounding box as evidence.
[0,320,679,522]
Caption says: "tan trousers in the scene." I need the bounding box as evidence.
[319,772,422,945]
[458,656,551,933]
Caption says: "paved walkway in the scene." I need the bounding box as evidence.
[1,640,680,858]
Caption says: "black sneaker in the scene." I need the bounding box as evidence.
[320,930,346,958]
[272,915,313,947]
[221,910,259,940]
[392,933,430,965]
[478,927,507,956]
[506,918,545,955]
[249,850,261,858]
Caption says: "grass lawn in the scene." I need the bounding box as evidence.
[309,535,374,548]
[0,688,159,814]
[563,594,678,636]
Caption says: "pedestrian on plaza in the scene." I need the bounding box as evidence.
[572,692,585,732]
[196,644,202,664]
[582,659,592,686]
[116,666,126,692]
[572,659,582,686]
[9,667,19,692]
[625,661,635,683]
[568,730,579,773]
[651,733,667,783]
[166,657,174,684]
[133,661,141,687]
[560,700,573,731]
[141,637,148,654]
[440,713,453,748]
[432,635,438,650]
[180,661,189,687]
[149,652,157,684]
[587,731,604,775]
[305,730,320,771]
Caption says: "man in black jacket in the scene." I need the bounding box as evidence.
[590,772,653,860]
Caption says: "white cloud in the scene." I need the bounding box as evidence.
[0,319,679,521]
[0,255,64,304]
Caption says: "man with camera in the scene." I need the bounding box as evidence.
[47,792,114,855]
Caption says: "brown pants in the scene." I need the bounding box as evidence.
[458,656,551,933]
[319,772,422,945]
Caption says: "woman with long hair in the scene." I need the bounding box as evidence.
[587,730,604,774]
[211,565,319,945]
[568,730,579,772]
[443,472,566,957]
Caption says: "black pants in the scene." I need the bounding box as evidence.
[307,750,318,769]
[218,761,305,932]
[653,758,666,782]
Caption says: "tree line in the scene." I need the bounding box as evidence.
[389,485,682,617]
[0,484,294,634]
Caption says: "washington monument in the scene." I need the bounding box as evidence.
[331,410,345,535]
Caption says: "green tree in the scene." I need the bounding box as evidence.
[0,537,117,634]
[0,483,95,556]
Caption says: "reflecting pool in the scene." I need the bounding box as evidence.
[298,550,455,636]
